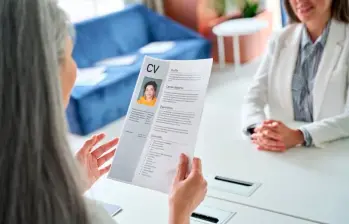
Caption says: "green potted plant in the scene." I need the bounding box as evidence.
[241,0,260,18]
[210,0,260,18]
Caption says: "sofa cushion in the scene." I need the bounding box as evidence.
[73,5,151,68]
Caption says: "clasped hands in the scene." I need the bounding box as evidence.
[251,120,305,152]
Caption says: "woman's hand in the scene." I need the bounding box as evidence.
[76,133,118,191]
[169,154,207,224]
[269,120,304,148]
[252,121,286,151]
[252,120,304,151]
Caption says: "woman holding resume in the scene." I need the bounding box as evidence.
[0,0,207,224]
[242,0,349,150]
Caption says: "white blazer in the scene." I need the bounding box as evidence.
[242,19,349,147]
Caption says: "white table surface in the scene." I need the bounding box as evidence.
[212,18,269,37]
[89,178,317,224]
[71,100,349,224]
[85,123,349,224]
[194,119,349,224]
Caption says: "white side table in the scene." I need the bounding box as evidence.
[212,18,268,72]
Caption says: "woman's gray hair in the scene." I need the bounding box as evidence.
[0,0,91,223]
[49,1,76,61]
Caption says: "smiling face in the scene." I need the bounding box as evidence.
[145,85,155,100]
[289,0,332,23]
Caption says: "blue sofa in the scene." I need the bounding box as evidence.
[66,4,211,135]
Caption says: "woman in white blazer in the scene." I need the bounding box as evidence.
[0,1,207,224]
[242,0,349,151]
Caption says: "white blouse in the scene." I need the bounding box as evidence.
[86,199,117,224]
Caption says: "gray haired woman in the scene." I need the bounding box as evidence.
[0,0,207,223]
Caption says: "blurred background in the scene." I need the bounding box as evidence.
[64,0,289,143]
[59,0,286,29]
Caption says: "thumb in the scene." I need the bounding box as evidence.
[174,154,188,183]
[191,157,202,174]
[187,157,202,178]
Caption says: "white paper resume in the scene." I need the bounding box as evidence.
[108,56,213,193]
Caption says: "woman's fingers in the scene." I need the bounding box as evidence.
[92,137,119,158]
[80,136,98,154]
[174,154,189,183]
[260,135,284,147]
[253,131,284,146]
[256,136,286,151]
[80,133,106,154]
[252,132,286,151]
[255,122,277,134]
[257,138,286,151]
[99,164,112,176]
[261,129,282,141]
[262,120,275,126]
[192,158,202,175]
[258,145,286,152]
[95,133,106,142]
[97,148,116,167]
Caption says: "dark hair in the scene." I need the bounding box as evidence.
[0,0,91,223]
[144,81,158,93]
[284,0,349,23]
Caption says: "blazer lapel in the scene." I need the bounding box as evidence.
[276,25,302,120]
[313,20,346,119]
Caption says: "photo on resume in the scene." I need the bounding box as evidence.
[137,76,162,107]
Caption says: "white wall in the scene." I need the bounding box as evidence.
[266,0,282,30]
[59,0,125,23]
